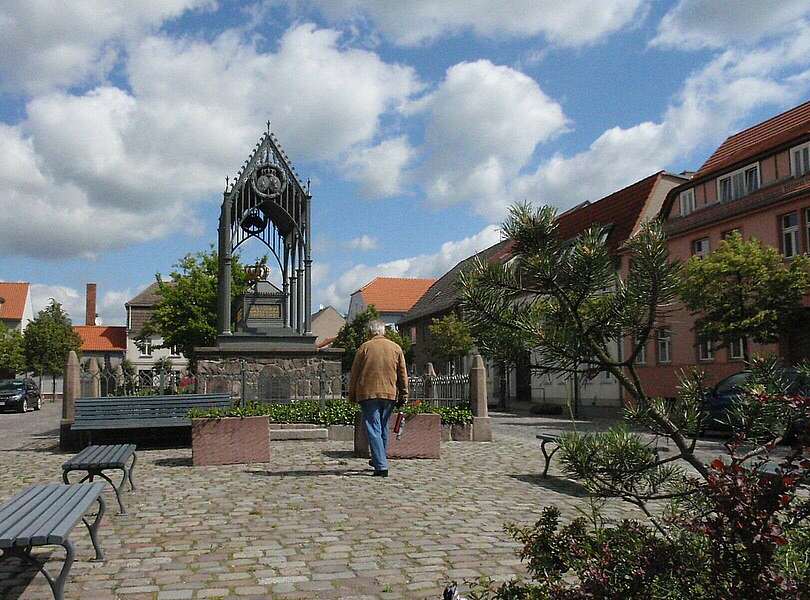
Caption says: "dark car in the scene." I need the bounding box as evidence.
[704,369,809,440]
[0,379,41,412]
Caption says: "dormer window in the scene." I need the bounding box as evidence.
[718,163,759,202]
[791,141,810,177]
[679,188,695,216]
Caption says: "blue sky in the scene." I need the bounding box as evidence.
[1,0,809,325]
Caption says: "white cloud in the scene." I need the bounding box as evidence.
[0,0,214,93]
[311,0,647,47]
[344,136,414,198]
[653,0,810,50]
[512,26,810,210]
[345,235,379,251]
[318,225,501,310]
[409,60,567,218]
[1,23,421,258]
[29,283,131,326]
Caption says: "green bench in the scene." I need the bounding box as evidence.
[0,483,106,600]
[63,444,137,515]
[71,394,233,445]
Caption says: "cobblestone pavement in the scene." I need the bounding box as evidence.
[0,402,733,600]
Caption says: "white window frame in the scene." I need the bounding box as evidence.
[634,338,646,365]
[138,338,152,358]
[657,329,672,364]
[717,162,760,202]
[169,345,181,358]
[679,188,696,216]
[781,211,800,258]
[791,141,810,177]
[698,338,714,362]
[729,337,745,360]
[692,237,710,258]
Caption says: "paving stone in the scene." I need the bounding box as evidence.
[0,399,740,599]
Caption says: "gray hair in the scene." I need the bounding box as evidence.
[368,320,386,336]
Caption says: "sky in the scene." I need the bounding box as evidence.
[1,0,810,326]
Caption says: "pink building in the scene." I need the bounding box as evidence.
[632,100,810,399]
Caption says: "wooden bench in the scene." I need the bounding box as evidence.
[536,434,561,477]
[0,483,106,600]
[71,394,233,444]
[63,444,137,515]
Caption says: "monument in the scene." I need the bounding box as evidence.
[195,124,342,400]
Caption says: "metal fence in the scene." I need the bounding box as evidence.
[79,360,471,410]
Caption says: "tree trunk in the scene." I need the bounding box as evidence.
[52,373,56,403]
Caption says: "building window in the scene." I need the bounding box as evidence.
[410,326,417,343]
[729,337,745,360]
[657,329,672,364]
[138,338,152,357]
[692,237,710,258]
[634,338,646,365]
[718,163,760,202]
[791,141,810,177]
[698,337,714,362]
[781,212,800,258]
[679,188,696,216]
[722,228,741,240]
[170,345,181,357]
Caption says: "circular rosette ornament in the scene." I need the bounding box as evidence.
[251,163,287,198]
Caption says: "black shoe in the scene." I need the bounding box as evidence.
[372,470,389,477]
[368,460,374,467]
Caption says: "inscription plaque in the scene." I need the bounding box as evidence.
[250,304,281,320]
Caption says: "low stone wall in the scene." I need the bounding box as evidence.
[196,356,342,403]
[192,416,271,466]
[354,413,441,459]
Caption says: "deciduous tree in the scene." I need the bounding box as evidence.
[680,232,810,361]
[23,299,82,398]
[0,324,25,378]
[427,313,473,371]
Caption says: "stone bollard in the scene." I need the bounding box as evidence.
[60,351,80,450]
[424,362,436,400]
[87,357,101,398]
[469,354,493,442]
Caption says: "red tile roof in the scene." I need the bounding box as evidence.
[556,172,664,251]
[74,325,127,352]
[0,282,30,321]
[695,100,810,179]
[354,277,437,313]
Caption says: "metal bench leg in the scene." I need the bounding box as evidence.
[62,468,91,485]
[127,453,137,491]
[540,440,560,478]
[2,542,76,600]
[82,496,106,560]
[93,469,126,515]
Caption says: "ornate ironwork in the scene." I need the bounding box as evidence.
[217,124,313,335]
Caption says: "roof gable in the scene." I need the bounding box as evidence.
[356,277,437,313]
[695,100,810,179]
[0,282,30,321]
[555,172,664,251]
[126,282,163,307]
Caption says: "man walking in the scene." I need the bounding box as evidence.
[349,320,408,477]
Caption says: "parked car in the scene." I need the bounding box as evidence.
[703,369,809,441]
[0,379,41,412]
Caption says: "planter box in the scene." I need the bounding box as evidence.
[328,425,355,441]
[192,416,271,466]
[354,413,441,459]
[451,423,473,441]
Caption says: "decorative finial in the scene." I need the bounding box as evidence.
[266,120,271,135]
[225,176,230,190]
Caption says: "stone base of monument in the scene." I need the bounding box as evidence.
[192,416,271,466]
[269,423,329,441]
[471,416,493,442]
[354,413,441,459]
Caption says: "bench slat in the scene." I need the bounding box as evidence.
[71,418,192,430]
[64,444,136,469]
[0,486,66,546]
[0,484,104,548]
[11,486,84,547]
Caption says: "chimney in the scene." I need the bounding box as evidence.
[85,283,97,326]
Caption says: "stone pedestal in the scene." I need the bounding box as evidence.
[60,351,80,450]
[354,413,441,459]
[469,354,493,442]
[192,416,271,466]
[195,339,343,404]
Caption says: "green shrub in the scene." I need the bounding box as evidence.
[188,398,472,426]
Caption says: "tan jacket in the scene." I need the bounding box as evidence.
[348,335,409,402]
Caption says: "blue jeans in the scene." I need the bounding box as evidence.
[361,399,395,471]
